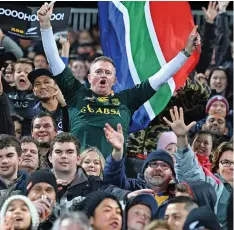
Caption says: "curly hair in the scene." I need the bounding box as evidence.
[211,142,233,173]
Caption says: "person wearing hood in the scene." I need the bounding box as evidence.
[183,206,222,230]
[157,131,177,162]
[175,181,217,211]
[103,123,176,218]
[124,194,158,230]
[0,195,40,230]
[74,191,123,230]
[163,106,230,229]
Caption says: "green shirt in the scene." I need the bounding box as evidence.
[55,67,155,158]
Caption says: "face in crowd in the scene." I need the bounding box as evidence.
[34,54,48,69]
[32,116,57,145]
[80,149,104,177]
[19,141,39,173]
[3,63,15,85]
[71,60,87,82]
[0,146,21,181]
[14,62,33,91]
[144,161,173,188]
[192,133,213,157]
[127,204,152,230]
[33,76,57,102]
[218,150,233,185]
[209,70,228,94]
[203,114,228,135]
[208,100,227,117]
[90,198,122,230]
[4,199,32,230]
[49,141,79,175]
[88,61,116,96]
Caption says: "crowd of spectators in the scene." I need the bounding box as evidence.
[0,1,232,230]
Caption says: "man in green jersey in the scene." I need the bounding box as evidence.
[37,3,200,158]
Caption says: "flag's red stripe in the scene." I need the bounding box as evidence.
[149,2,200,89]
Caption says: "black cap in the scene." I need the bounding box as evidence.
[28,68,54,86]
[0,52,17,68]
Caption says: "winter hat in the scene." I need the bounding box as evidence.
[157,131,177,151]
[26,169,58,197]
[142,149,175,176]
[183,206,222,230]
[74,191,123,219]
[126,194,158,217]
[0,195,40,230]
[206,95,229,116]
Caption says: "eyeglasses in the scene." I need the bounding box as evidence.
[219,160,234,167]
[148,162,170,170]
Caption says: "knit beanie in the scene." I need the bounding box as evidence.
[26,169,58,197]
[206,95,229,116]
[142,149,175,176]
[157,131,177,151]
[0,195,40,230]
[74,191,123,219]
[183,206,222,230]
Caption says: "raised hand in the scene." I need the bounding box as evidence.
[218,1,230,13]
[104,123,124,152]
[184,25,201,55]
[127,189,155,199]
[0,216,14,230]
[59,34,70,47]
[202,1,219,24]
[163,106,196,137]
[54,85,67,107]
[37,2,54,29]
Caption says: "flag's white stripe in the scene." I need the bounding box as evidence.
[112,1,155,120]
[144,2,175,94]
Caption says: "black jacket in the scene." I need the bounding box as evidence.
[0,92,14,135]
[7,89,38,135]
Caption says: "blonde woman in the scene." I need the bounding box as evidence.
[79,147,105,178]
[144,220,171,230]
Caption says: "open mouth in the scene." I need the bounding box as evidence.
[99,79,106,86]
[110,221,120,229]
[14,216,23,222]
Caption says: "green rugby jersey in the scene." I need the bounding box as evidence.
[55,67,155,158]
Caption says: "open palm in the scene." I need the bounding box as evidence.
[104,123,124,151]
[163,106,196,137]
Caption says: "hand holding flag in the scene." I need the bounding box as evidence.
[185,25,201,55]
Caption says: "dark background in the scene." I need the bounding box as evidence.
[5,1,234,10]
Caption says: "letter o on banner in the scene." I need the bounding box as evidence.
[50,13,55,20]
[55,13,62,20]
[18,12,24,19]
[5,9,11,16]
[0,8,4,14]
[11,10,18,17]
[30,14,37,21]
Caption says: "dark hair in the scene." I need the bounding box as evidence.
[167,196,199,212]
[49,132,81,156]
[175,183,192,195]
[2,60,15,73]
[90,56,116,74]
[20,136,39,149]
[14,58,35,71]
[34,53,47,61]
[0,134,22,157]
[31,112,57,131]
[211,142,233,173]
[207,66,228,85]
[191,130,216,151]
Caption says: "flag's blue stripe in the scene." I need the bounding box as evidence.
[98,1,151,133]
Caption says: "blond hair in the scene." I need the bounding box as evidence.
[79,147,105,178]
[144,220,171,230]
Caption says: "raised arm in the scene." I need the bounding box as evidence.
[149,26,201,91]
[37,3,65,76]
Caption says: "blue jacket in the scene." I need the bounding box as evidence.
[104,155,175,218]
[175,145,231,230]
[0,171,28,207]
